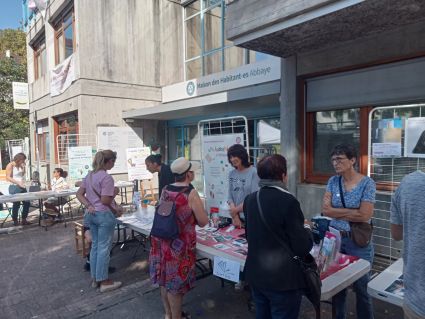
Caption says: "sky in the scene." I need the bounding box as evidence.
[0,0,23,30]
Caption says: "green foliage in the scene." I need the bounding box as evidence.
[0,28,28,149]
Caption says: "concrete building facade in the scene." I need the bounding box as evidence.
[226,0,425,265]
[25,0,184,182]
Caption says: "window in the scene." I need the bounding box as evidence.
[183,0,249,79]
[54,7,75,65]
[305,108,370,184]
[33,37,46,80]
[36,120,50,161]
[54,112,79,163]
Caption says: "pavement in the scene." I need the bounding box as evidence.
[0,210,403,319]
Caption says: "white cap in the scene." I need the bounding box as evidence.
[170,157,200,175]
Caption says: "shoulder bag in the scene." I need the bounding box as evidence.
[150,187,188,240]
[88,173,123,217]
[338,176,373,248]
[256,188,321,319]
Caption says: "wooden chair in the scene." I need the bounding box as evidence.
[74,222,90,257]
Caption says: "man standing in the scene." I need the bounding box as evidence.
[390,170,425,319]
[145,154,175,199]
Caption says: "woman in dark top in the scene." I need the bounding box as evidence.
[145,154,175,199]
[243,154,313,319]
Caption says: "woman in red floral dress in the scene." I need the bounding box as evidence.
[150,157,208,319]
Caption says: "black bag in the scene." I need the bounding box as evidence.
[256,189,321,319]
[150,187,187,240]
[338,176,373,248]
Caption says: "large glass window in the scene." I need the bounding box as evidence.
[184,0,248,78]
[54,7,75,64]
[33,37,46,80]
[306,108,369,183]
[36,120,49,161]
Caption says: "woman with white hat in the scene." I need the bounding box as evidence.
[150,157,208,319]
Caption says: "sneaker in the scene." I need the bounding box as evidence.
[91,280,99,288]
[99,281,122,293]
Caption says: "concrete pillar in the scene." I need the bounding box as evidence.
[280,55,299,195]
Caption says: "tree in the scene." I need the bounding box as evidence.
[0,28,29,156]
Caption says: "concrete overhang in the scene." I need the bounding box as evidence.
[122,81,280,121]
[226,0,425,57]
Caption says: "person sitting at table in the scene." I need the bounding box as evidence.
[243,154,313,319]
[145,154,175,200]
[44,168,69,214]
[322,144,376,319]
[6,153,31,226]
[149,157,208,319]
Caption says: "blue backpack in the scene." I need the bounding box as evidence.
[150,187,187,240]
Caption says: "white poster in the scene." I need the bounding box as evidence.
[12,82,29,109]
[202,134,244,216]
[126,147,153,181]
[405,117,425,158]
[50,55,75,97]
[213,256,240,283]
[371,119,403,158]
[68,146,92,180]
[97,127,144,174]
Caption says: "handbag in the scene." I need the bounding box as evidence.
[256,188,321,319]
[338,176,373,248]
[150,187,187,240]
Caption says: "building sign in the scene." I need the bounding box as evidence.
[97,127,144,174]
[51,55,75,97]
[12,82,29,110]
[162,58,281,103]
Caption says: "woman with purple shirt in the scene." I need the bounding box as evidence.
[76,150,121,293]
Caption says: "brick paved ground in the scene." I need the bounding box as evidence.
[0,212,403,319]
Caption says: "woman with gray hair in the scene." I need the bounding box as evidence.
[76,150,121,293]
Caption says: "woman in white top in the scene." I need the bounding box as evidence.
[6,153,30,226]
[44,168,69,213]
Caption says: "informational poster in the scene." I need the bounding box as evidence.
[371,119,402,157]
[405,117,425,158]
[202,134,244,216]
[97,127,144,174]
[68,146,92,180]
[126,147,153,181]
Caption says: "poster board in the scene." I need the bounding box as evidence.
[12,82,29,109]
[68,146,92,180]
[405,117,425,158]
[126,147,153,181]
[371,119,402,158]
[202,134,244,217]
[97,127,144,174]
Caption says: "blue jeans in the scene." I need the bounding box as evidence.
[333,237,374,319]
[251,286,303,319]
[86,211,116,281]
[8,185,30,220]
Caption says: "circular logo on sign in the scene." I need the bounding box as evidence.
[186,81,196,96]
